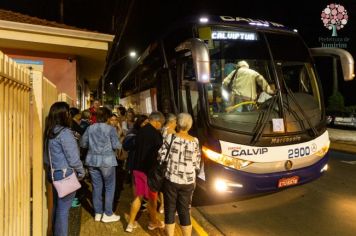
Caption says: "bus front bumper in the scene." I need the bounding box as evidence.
[201,154,329,196]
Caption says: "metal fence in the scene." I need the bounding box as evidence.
[1,51,59,235]
[0,51,31,236]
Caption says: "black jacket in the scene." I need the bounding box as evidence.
[133,123,163,174]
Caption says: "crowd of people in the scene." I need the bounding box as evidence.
[44,100,201,236]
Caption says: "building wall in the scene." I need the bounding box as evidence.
[2,49,77,106]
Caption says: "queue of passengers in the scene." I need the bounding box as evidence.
[44,100,201,236]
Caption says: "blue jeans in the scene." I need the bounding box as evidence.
[52,168,76,236]
[89,166,116,215]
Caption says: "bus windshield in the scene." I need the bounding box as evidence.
[203,29,322,133]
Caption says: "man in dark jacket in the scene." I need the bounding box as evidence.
[126,111,165,233]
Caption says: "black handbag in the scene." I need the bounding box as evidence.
[148,135,175,192]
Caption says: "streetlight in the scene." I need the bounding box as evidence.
[113,50,137,66]
[102,50,137,104]
[103,50,136,79]
[129,51,136,58]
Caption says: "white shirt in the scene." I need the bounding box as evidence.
[158,134,201,185]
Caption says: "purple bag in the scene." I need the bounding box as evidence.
[48,145,81,198]
[52,171,81,198]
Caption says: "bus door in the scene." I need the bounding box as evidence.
[310,48,355,127]
[177,55,200,136]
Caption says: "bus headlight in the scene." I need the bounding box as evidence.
[202,146,253,170]
[215,179,228,192]
[214,178,243,192]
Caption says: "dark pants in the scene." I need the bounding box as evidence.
[163,179,195,226]
[114,160,127,207]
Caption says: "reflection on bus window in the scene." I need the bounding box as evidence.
[281,63,311,94]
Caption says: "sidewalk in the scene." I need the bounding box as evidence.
[69,180,167,236]
[68,179,213,236]
[328,128,356,153]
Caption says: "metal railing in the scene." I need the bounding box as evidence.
[0,51,31,236]
[0,51,59,236]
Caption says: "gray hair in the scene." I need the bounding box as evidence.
[177,113,193,131]
[165,113,177,124]
[149,111,165,123]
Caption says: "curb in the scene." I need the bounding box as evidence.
[330,141,356,154]
[191,207,224,236]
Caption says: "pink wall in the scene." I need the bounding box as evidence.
[2,49,77,104]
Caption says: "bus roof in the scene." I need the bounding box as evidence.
[194,15,293,32]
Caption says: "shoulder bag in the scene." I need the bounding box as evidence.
[148,134,175,192]
[47,139,81,198]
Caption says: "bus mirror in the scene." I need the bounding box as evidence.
[176,38,211,83]
[310,48,355,81]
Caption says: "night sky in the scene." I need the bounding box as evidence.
[1,0,356,104]
[2,1,355,51]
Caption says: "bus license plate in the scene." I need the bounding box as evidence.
[278,176,299,188]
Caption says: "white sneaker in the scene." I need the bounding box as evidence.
[148,221,165,230]
[101,213,120,223]
[125,222,138,233]
[94,213,102,222]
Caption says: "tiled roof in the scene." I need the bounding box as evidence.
[0,9,91,32]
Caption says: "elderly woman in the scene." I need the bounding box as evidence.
[158,113,201,236]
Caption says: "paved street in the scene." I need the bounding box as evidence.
[195,150,356,236]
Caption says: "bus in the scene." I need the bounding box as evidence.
[118,15,354,196]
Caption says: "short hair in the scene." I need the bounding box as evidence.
[69,107,80,118]
[149,111,165,124]
[81,109,91,119]
[177,113,193,131]
[96,107,112,123]
[165,113,176,125]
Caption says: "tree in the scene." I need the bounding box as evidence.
[321,3,348,37]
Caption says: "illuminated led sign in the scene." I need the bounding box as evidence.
[211,30,258,40]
